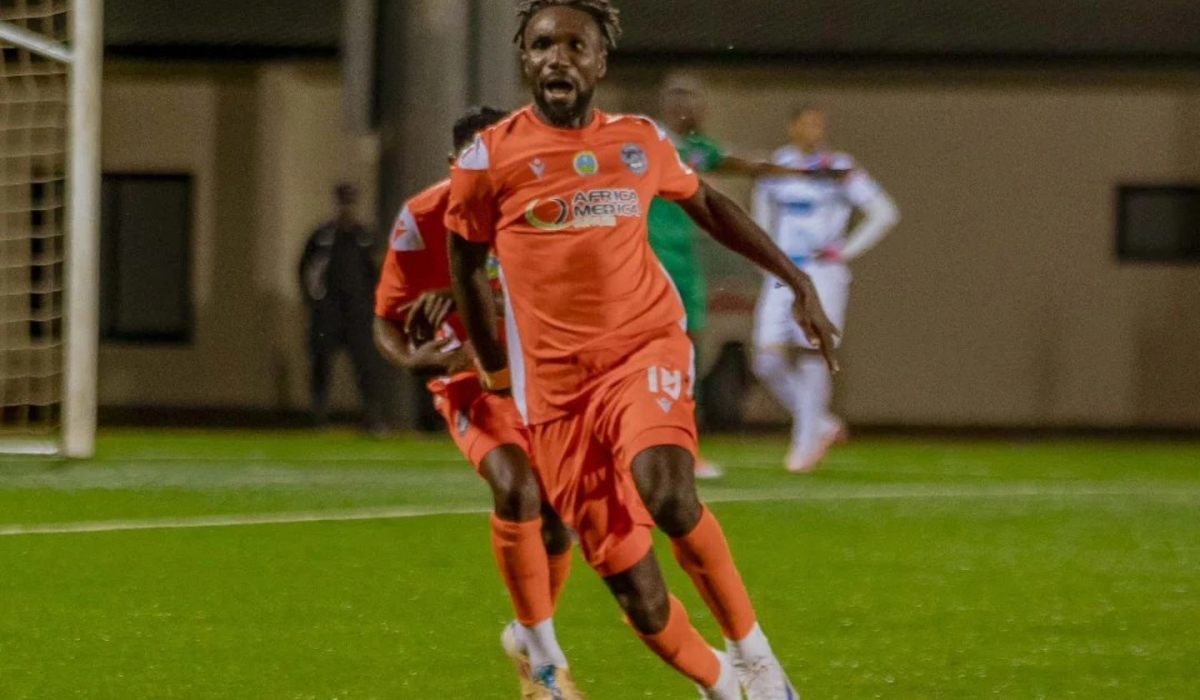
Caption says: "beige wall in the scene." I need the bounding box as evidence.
[99,62,377,411]
[99,60,1200,427]
[607,65,1200,427]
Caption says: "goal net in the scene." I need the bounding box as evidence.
[0,0,100,457]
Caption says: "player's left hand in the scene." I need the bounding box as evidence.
[403,290,455,345]
[789,278,841,374]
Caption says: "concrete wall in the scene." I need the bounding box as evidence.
[98,59,1200,428]
[99,61,378,413]
[604,64,1200,428]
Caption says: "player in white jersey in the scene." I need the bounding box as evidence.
[751,105,900,473]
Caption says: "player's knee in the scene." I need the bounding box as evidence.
[631,446,703,538]
[753,348,787,380]
[482,446,542,522]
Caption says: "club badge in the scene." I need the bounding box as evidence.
[621,144,648,176]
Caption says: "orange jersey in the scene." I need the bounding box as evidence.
[375,179,454,324]
[445,107,701,424]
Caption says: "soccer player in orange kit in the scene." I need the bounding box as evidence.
[374,106,584,700]
[446,3,838,699]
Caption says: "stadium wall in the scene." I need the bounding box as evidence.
[99,61,378,414]
[96,60,1200,429]
[605,64,1200,429]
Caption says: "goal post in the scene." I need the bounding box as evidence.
[0,0,101,458]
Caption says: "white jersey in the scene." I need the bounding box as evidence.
[752,147,883,260]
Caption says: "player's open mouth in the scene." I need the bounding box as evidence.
[543,79,576,101]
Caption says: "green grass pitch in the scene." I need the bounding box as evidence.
[2,431,1198,699]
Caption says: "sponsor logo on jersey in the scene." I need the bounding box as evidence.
[621,144,648,176]
[573,151,599,176]
[456,410,470,436]
[530,158,546,179]
[525,189,642,231]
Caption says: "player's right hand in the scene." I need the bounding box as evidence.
[789,278,841,374]
[403,291,456,345]
[403,337,459,373]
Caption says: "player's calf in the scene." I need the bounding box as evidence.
[603,553,735,697]
[540,502,572,556]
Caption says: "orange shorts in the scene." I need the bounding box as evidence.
[529,328,698,577]
[429,372,530,472]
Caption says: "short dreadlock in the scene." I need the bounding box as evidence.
[514,0,622,51]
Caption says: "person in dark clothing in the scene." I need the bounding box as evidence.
[298,183,386,434]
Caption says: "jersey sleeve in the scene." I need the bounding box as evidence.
[374,205,426,321]
[444,134,498,243]
[698,136,726,174]
[841,163,884,207]
[654,126,701,202]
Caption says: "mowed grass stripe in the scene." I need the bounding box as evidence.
[3,481,1198,537]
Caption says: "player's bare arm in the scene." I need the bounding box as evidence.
[678,180,841,372]
[372,315,471,374]
[448,236,508,376]
[373,289,470,373]
[718,156,853,181]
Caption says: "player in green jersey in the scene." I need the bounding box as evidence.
[650,74,804,480]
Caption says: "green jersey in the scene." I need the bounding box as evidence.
[648,131,723,332]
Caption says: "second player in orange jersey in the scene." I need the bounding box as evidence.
[373,106,584,700]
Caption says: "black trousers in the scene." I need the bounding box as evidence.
[308,308,384,429]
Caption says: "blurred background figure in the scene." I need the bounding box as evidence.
[298,183,387,435]
[651,73,791,480]
[752,106,899,473]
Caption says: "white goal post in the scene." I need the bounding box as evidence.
[0,0,101,458]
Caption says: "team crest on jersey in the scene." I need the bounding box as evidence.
[621,144,648,176]
[573,151,599,176]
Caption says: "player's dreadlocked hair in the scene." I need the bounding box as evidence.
[514,0,622,51]
[452,106,509,152]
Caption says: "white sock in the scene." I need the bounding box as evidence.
[790,355,832,459]
[521,619,569,670]
[708,649,739,694]
[726,622,775,662]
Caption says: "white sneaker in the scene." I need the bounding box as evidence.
[785,445,826,474]
[730,652,799,700]
[825,416,850,445]
[501,622,585,700]
[697,650,741,700]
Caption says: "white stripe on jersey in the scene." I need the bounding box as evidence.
[497,266,529,424]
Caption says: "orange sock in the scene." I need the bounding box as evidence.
[670,507,758,641]
[636,596,722,688]
[490,514,553,627]
[547,549,572,610]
